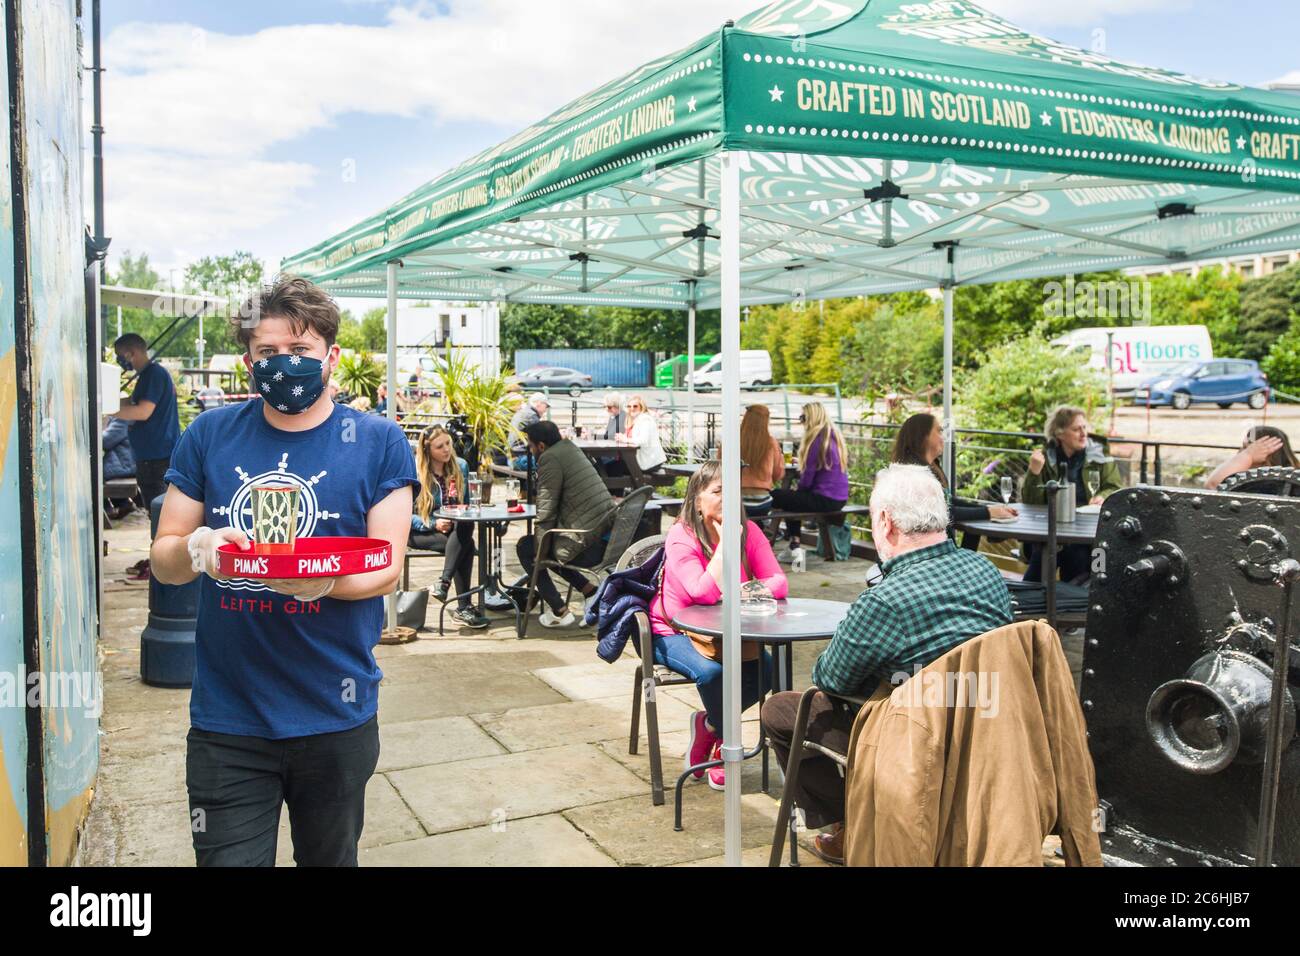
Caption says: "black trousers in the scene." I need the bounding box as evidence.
[409,521,476,608]
[137,457,170,514]
[1024,542,1092,585]
[185,715,380,867]
[761,690,859,830]
[768,489,846,544]
[516,535,604,614]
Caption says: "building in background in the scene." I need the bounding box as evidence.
[395,301,500,378]
[1126,249,1299,280]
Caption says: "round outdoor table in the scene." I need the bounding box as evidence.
[434,504,536,621]
[954,503,1098,545]
[668,598,851,830]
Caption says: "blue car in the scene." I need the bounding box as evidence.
[1134,359,1271,410]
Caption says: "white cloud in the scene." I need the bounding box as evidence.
[99,0,1201,278]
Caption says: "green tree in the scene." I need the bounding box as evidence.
[1262,313,1300,397]
[808,305,854,386]
[335,309,365,352]
[500,304,599,361]
[1146,267,1243,356]
[360,308,388,352]
[841,297,944,396]
[1238,263,1300,361]
[104,251,165,352]
[781,307,822,385]
[957,333,1109,437]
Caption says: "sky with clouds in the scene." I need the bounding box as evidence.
[94,0,1298,290]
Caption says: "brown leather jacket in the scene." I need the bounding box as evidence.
[843,620,1102,867]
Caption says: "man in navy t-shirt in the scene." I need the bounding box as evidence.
[151,276,418,867]
[112,332,180,511]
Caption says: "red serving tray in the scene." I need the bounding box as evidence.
[216,537,392,579]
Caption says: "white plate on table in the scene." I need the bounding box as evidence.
[1075,504,1102,515]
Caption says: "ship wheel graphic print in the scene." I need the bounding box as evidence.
[212,452,343,592]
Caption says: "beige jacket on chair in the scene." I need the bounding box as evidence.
[843,620,1102,867]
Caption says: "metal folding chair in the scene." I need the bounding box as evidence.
[515,486,654,639]
[611,535,692,807]
[768,685,867,867]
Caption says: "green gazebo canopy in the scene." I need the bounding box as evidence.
[283,0,1300,307]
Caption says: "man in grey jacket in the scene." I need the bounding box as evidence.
[515,420,616,628]
[509,393,550,469]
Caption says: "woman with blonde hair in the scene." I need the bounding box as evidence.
[738,404,784,516]
[615,394,667,473]
[770,402,849,551]
[411,425,488,629]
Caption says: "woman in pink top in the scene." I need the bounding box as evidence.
[648,460,787,791]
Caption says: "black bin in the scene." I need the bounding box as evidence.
[140,495,198,688]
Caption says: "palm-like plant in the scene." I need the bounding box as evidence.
[437,347,520,472]
[336,353,383,402]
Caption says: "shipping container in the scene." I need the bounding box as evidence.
[513,348,652,388]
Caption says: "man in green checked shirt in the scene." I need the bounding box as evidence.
[761,464,1012,864]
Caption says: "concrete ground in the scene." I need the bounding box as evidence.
[84,509,1074,867]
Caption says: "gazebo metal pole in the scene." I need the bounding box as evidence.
[942,246,957,494]
[688,302,697,460]
[385,260,400,635]
[720,150,743,867]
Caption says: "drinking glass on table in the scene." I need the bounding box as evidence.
[467,477,482,515]
[1000,477,1014,505]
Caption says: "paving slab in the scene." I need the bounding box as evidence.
[377,670,564,724]
[387,743,647,834]
[378,715,506,772]
[472,694,696,753]
[564,788,783,867]
[675,842,828,867]
[82,799,195,868]
[94,748,187,807]
[360,813,616,867]
[532,659,642,701]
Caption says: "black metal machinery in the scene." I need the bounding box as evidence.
[1082,481,1299,866]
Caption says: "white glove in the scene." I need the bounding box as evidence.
[187,526,250,578]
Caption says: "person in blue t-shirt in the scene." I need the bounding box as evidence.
[112,332,180,512]
[150,276,418,867]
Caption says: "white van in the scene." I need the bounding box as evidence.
[1052,325,1213,394]
[688,350,773,389]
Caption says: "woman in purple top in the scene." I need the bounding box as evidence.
[770,402,849,551]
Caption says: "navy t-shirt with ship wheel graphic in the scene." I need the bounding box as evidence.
[165,400,419,739]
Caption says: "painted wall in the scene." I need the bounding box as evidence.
[0,0,25,869]
[18,0,98,866]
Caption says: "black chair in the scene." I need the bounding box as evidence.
[768,685,868,867]
[617,534,694,807]
[515,485,654,639]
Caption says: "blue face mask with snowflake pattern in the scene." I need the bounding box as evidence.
[249,353,327,415]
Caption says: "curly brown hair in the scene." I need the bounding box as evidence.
[231,275,341,350]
